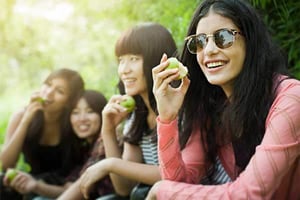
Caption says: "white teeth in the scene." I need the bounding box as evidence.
[79,124,90,131]
[207,61,224,68]
[123,78,135,83]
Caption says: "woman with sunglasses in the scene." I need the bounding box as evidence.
[147,0,300,199]
[79,23,177,200]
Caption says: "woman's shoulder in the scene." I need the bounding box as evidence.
[123,113,135,136]
[272,75,300,107]
[263,75,300,148]
[276,75,300,94]
[270,75,300,116]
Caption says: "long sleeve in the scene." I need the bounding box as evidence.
[156,78,300,200]
[157,118,206,184]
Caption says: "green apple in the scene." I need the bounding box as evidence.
[120,96,136,113]
[36,97,45,104]
[167,57,180,69]
[6,168,18,182]
[166,57,188,80]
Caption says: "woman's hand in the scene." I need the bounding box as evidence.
[101,95,130,133]
[21,91,45,125]
[145,181,162,200]
[6,171,37,194]
[79,159,111,199]
[152,54,190,123]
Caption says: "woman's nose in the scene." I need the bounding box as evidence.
[78,112,88,121]
[44,87,54,99]
[203,37,218,55]
[119,61,131,74]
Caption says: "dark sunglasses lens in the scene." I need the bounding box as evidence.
[215,29,234,48]
[187,37,197,54]
[187,29,236,53]
[197,35,206,49]
[187,35,206,54]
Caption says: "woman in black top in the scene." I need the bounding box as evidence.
[0,68,84,199]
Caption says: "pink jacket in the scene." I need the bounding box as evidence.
[157,78,300,200]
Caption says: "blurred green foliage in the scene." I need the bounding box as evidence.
[0,0,299,145]
[0,0,201,144]
[251,0,300,77]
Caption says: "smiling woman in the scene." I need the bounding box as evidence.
[0,0,206,148]
[70,90,106,142]
[0,68,85,199]
[77,22,178,200]
[148,0,300,199]
[54,89,115,200]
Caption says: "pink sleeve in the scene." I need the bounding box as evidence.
[157,81,300,200]
[157,117,206,184]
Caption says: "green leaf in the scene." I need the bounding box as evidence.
[16,153,31,173]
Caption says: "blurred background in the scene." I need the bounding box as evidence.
[0,0,299,144]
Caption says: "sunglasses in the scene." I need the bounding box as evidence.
[185,28,242,54]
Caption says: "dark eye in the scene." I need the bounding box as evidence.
[57,88,65,95]
[118,57,124,64]
[44,80,51,86]
[87,108,94,113]
[72,110,79,115]
[130,56,140,61]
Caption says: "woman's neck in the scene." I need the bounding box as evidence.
[44,111,62,123]
[140,93,157,130]
[40,112,62,145]
[221,81,234,98]
[147,110,157,130]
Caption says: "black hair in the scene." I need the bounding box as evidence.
[80,89,107,140]
[23,68,85,175]
[70,89,108,171]
[115,22,177,144]
[179,0,289,175]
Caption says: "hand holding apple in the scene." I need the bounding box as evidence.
[166,57,188,80]
[5,168,18,182]
[120,96,136,113]
[35,97,45,104]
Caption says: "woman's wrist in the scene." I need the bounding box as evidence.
[107,157,118,167]
[33,179,42,193]
[101,130,117,140]
[101,121,117,134]
[158,115,177,124]
[102,157,118,174]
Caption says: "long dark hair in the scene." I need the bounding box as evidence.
[115,22,177,144]
[80,89,108,141]
[179,0,288,173]
[70,89,108,169]
[23,68,85,174]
